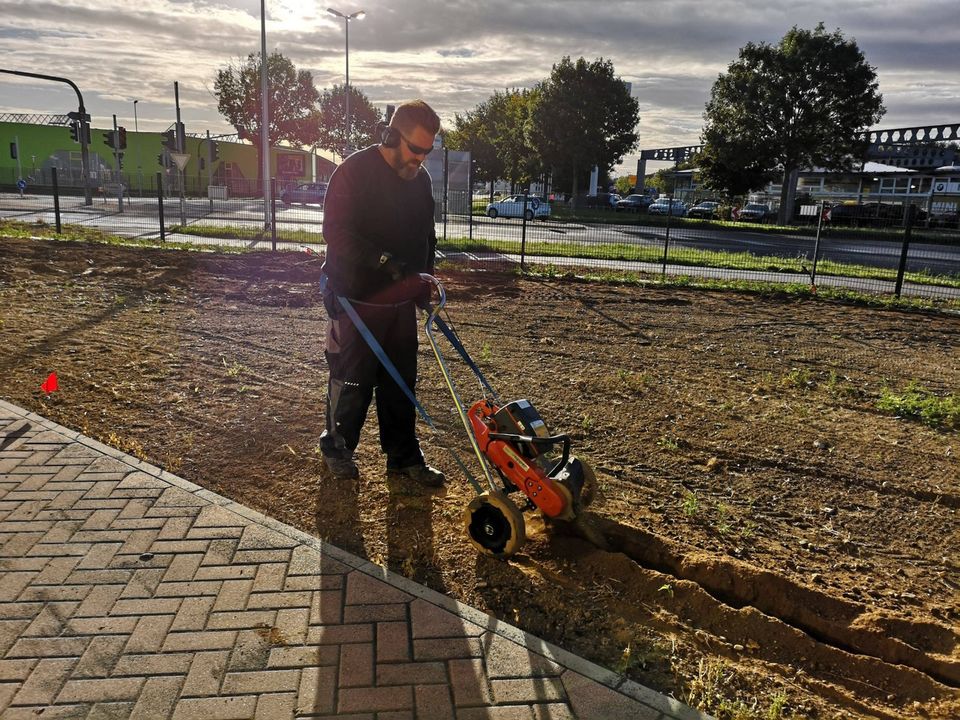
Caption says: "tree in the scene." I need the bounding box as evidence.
[447,90,540,196]
[493,90,541,192]
[214,51,321,187]
[700,23,885,223]
[315,84,383,158]
[528,57,639,207]
[446,100,505,199]
[614,176,633,195]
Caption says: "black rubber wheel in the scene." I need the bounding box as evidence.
[487,208,498,218]
[462,492,525,558]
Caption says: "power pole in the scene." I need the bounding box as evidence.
[175,81,186,227]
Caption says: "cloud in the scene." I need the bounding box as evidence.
[1,0,957,176]
[437,48,475,58]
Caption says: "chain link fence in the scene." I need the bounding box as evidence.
[1,166,958,305]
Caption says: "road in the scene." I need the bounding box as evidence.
[2,192,958,298]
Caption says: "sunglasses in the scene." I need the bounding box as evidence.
[401,134,433,156]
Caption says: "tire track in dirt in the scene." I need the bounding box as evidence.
[576,515,959,689]
[710,449,960,510]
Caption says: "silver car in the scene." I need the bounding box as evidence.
[281,182,328,205]
[486,195,551,220]
[647,198,687,216]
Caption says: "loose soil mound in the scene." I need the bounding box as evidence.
[1,236,958,719]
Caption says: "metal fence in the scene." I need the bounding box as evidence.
[1,169,958,305]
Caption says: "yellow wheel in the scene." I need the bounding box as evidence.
[462,491,526,558]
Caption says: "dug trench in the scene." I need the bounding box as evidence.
[561,513,958,692]
[1,235,958,719]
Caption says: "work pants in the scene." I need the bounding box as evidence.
[320,298,424,469]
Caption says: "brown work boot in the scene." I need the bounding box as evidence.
[392,463,445,488]
[324,454,359,480]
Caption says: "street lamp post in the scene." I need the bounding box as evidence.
[327,7,365,158]
[260,0,271,229]
[133,99,142,197]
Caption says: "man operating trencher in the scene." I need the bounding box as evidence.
[318,99,445,488]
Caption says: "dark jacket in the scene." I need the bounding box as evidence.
[321,145,437,304]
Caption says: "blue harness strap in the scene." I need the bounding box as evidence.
[432,316,500,403]
[333,292,484,494]
[334,294,434,425]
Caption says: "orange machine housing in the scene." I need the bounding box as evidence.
[467,399,571,518]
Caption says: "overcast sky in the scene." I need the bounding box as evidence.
[2,0,958,174]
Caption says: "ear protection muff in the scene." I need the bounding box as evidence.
[380,125,401,148]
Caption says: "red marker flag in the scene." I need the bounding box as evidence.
[40,372,58,394]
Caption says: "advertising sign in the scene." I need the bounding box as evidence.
[278,153,305,175]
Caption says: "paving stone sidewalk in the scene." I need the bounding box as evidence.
[0,399,709,720]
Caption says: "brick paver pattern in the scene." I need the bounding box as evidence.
[0,400,705,720]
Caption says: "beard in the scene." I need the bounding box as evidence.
[395,158,421,181]
[383,147,421,180]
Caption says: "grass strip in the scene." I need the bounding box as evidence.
[436,235,960,289]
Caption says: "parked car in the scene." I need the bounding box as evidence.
[686,200,721,219]
[647,198,687,216]
[826,202,926,225]
[615,194,653,213]
[578,193,620,209]
[281,182,327,205]
[738,203,771,222]
[486,195,551,220]
[928,209,960,228]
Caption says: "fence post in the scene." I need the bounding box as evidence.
[811,200,825,284]
[662,199,674,277]
[467,158,473,244]
[520,194,529,273]
[442,148,449,243]
[893,204,914,298]
[270,177,277,251]
[157,172,166,243]
[51,167,62,234]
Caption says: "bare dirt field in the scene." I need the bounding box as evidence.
[1,235,958,720]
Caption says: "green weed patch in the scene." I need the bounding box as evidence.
[877,382,960,430]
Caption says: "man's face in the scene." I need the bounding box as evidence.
[388,124,436,180]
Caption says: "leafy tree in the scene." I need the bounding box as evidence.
[700,23,885,222]
[614,176,633,195]
[316,84,383,158]
[529,57,639,207]
[493,89,541,191]
[447,90,540,196]
[446,98,506,199]
[214,51,321,186]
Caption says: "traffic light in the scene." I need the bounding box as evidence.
[161,129,177,151]
[69,121,81,143]
[117,127,127,150]
[9,142,17,159]
[209,140,219,163]
[117,152,124,170]
[104,131,116,149]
